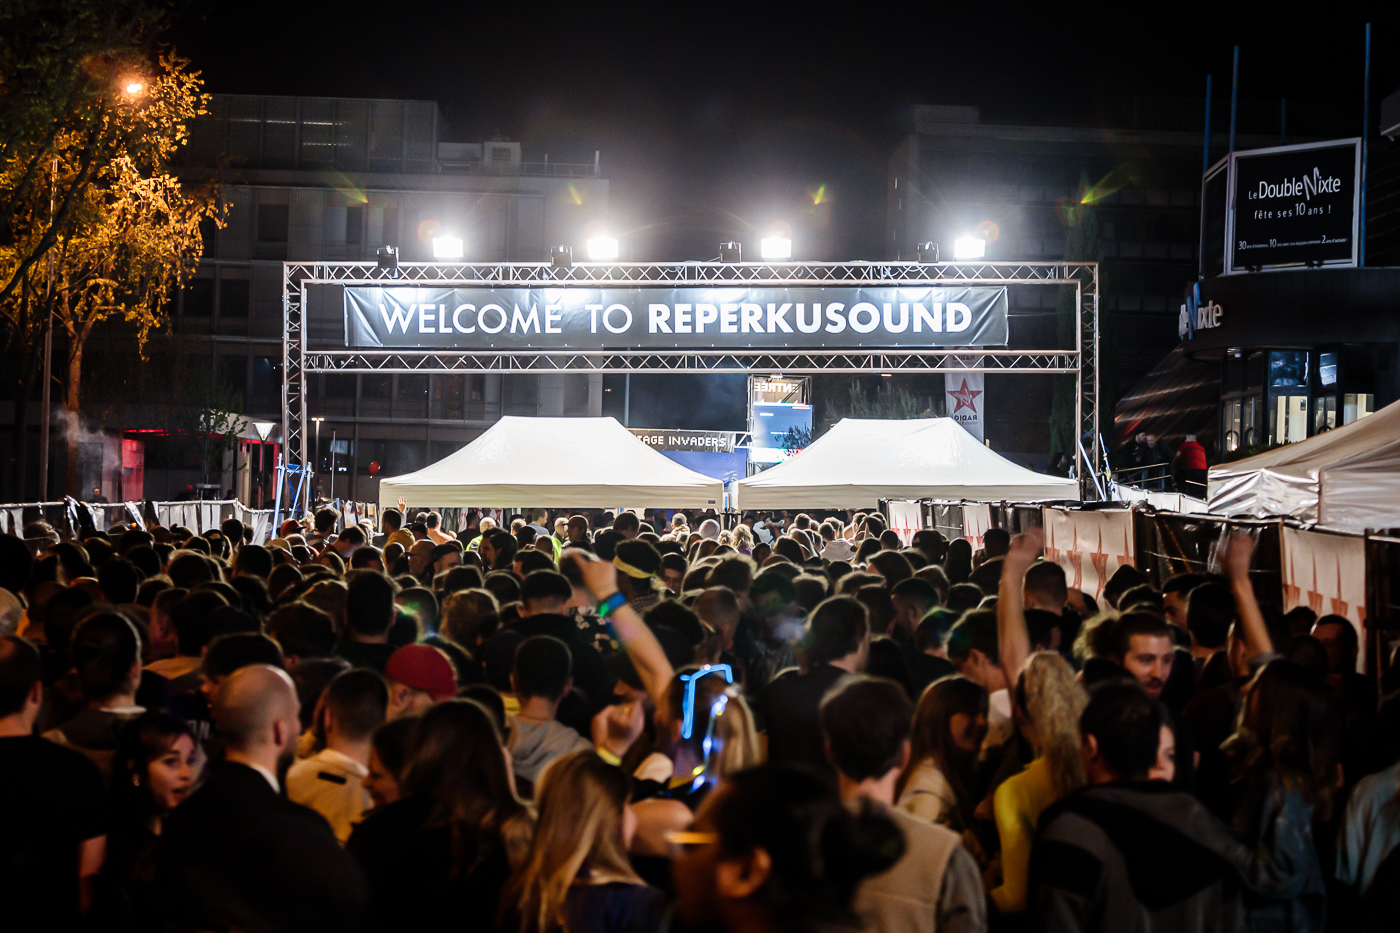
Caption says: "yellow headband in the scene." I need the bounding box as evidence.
[613,556,654,579]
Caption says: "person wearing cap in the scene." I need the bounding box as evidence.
[613,540,664,614]
[286,669,388,844]
[698,518,721,541]
[383,644,457,720]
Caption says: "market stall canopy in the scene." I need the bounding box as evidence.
[735,418,1080,509]
[377,416,724,509]
[1208,398,1400,528]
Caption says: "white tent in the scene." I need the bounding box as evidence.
[735,418,1079,509]
[1208,398,1400,528]
[377,416,724,509]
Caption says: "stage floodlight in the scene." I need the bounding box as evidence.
[953,236,985,260]
[917,241,939,262]
[719,241,742,262]
[551,245,573,267]
[760,236,792,260]
[587,235,619,260]
[432,235,463,259]
[376,245,399,276]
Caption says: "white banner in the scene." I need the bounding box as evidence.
[962,503,993,551]
[886,501,922,545]
[1042,507,1136,602]
[1281,526,1367,670]
[946,372,985,442]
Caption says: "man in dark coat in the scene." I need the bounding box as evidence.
[157,664,365,933]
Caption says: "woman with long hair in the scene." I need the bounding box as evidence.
[504,751,664,933]
[347,699,532,932]
[671,765,903,933]
[1224,659,1335,932]
[943,539,973,585]
[732,524,755,555]
[896,675,989,830]
[99,711,204,930]
[628,662,760,840]
[988,651,1087,916]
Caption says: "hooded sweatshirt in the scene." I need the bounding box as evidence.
[507,717,592,785]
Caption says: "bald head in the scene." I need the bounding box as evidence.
[214,664,300,753]
[408,540,436,575]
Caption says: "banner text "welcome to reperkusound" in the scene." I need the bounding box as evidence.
[343,285,1009,350]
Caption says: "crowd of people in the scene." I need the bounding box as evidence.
[1,502,1397,933]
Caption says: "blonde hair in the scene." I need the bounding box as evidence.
[1020,652,1087,798]
[732,525,755,549]
[505,751,640,933]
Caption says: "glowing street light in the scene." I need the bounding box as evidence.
[123,81,144,95]
[760,236,792,260]
[587,235,619,260]
[431,235,463,259]
[953,236,986,260]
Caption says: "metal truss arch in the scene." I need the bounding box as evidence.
[283,260,1100,500]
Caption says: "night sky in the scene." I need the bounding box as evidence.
[167,2,1398,431]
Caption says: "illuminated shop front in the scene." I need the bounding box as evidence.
[1183,268,1399,453]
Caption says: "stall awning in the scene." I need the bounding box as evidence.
[377,416,725,509]
[735,418,1079,509]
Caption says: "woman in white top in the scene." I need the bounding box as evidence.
[895,675,988,830]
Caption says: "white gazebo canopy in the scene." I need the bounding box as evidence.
[1209,398,1400,528]
[377,416,724,509]
[736,417,1079,509]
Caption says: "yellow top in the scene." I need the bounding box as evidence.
[990,755,1061,914]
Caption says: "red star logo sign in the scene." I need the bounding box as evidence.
[948,378,982,414]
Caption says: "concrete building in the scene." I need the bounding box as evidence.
[885,100,1319,457]
[166,95,610,505]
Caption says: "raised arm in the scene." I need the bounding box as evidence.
[998,526,1043,680]
[1220,531,1273,659]
[570,552,675,709]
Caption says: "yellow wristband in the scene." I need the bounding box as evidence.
[597,747,622,766]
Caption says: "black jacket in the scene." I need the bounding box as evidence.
[156,761,366,933]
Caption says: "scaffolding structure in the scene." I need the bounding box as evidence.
[283,260,1100,501]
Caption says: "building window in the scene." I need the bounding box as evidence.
[257,204,289,242]
[220,271,250,316]
[1344,393,1375,424]
[396,375,428,418]
[182,277,214,316]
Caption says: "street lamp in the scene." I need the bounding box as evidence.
[123,81,144,95]
[312,417,324,503]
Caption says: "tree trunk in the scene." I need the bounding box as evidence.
[63,325,83,498]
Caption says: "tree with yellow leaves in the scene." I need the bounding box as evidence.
[45,54,221,494]
[0,1,222,498]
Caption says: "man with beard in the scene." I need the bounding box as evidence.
[157,665,365,932]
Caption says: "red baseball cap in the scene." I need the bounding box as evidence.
[385,645,457,701]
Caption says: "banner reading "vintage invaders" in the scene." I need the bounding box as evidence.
[343,286,1008,350]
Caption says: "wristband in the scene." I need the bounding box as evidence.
[597,592,627,618]
[597,747,623,766]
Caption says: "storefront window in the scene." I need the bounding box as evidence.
[1319,352,1338,387]
[1344,393,1374,424]
[1274,394,1308,444]
[1269,351,1309,389]
[1223,399,1242,451]
[1314,396,1337,433]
